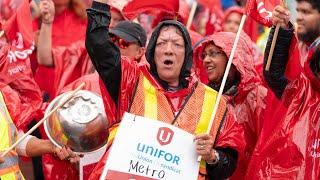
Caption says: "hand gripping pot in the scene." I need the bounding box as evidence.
[44,90,109,153]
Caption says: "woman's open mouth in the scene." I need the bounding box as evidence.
[163,59,174,67]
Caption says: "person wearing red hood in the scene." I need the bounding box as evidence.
[0,15,79,180]
[255,4,320,179]
[34,0,90,102]
[221,6,264,77]
[85,0,245,179]
[58,20,147,179]
[222,6,243,34]
[194,31,276,179]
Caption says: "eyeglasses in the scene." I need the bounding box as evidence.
[110,35,132,49]
[200,50,225,60]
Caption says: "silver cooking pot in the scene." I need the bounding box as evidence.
[44,90,109,153]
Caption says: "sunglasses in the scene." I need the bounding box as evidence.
[200,50,225,60]
[110,35,133,49]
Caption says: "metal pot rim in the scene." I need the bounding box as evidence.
[44,90,108,154]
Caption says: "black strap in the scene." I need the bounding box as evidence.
[171,81,198,125]
[128,76,140,112]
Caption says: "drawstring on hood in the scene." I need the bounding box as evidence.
[145,20,193,89]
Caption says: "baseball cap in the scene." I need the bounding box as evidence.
[110,21,147,47]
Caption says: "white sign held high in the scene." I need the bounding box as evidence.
[100,113,200,180]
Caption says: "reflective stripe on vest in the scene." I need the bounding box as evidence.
[0,91,24,180]
[133,76,224,134]
[143,76,157,120]
[0,166,23,180]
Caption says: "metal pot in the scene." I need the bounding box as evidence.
[44,90,109,154]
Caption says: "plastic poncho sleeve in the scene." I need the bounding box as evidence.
[86,1,140,126]
[263,24,295,98]
[208,105,245,179]
[0,46,42,130]
[86,2,121,105]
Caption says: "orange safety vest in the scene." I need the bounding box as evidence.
[0,91,25,180]
[107,74,227,179]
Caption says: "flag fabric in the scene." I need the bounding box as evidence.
[0,0,41,130]
[151,0,190,27]
[245,0,280,27]
[199,0,224,36]
[197,0,222,12]
[122,0,179,20]
[0,0,35,81]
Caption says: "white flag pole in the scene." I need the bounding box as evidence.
[198,14,247,161]
[265,0,286,71]
[186,1,198,29]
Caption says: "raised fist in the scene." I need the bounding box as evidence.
[39,0,55,24]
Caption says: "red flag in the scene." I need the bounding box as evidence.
[197,0,222,12]
[151,0,190,27]
[1,0,34,48]
[122,0,179,20]
[245,0,280,27]
[198,0,223,35]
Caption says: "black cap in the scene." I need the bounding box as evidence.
[110,21,147,47]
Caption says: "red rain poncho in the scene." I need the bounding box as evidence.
[246,42,320,179]
[0,0,42,130]
[194,32,277,179]
[0,45,42,131]
[88,59,245,179]
[32,8,92,180]
[33,8,90,100]
[40,72,107,180]
[51,41,93,96]
[61,72,117,122]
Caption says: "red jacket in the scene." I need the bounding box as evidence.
[32,8,91,101]
[39,73,102,180]
[88,58,245,179]
[250,30,320,179]
[194,32,277,179]
[0,45,42,130]
[86,2,245,178]
[32,8,93,180]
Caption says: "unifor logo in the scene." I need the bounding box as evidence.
[157,127,174,146]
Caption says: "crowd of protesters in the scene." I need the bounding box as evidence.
[0,0,319,179]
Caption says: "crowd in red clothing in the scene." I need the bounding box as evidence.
[0,0,319,179]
